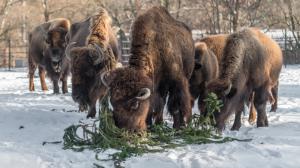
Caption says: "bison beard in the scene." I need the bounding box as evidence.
[101,6,195,131]
[28,18,71,94]
[66,8,119,118]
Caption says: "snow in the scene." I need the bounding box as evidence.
[0,66,300,168]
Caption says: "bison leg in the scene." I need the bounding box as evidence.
[152,89,167,125]
[254,87,269,127]
[270,81,278,112]
[61,75,68,94]
[189,84,201,110]
[87,85,108,118]
[38,66,48,91]
[53,79,59,94]
[198,85,207,116]
[168,78,192,129]
[87,104,97,118]
[231,100,244,131]
[248,92,257,124]
[28,56,37,91]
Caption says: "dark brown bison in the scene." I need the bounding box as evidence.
[65,9,119,118]
[28,18,70,93]
[101,6,195,131]
[206,28,282,131]
[28,18,71,94]
[189,42,219,114]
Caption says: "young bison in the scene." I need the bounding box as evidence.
[189,42,219,114]
[28,18,70,94]
[65,9,119,118]
[101,6,195,131]
[206,28,282,131]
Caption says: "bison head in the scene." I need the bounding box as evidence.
[101,67,153,131]
[44,27,68,73]
[67,43,112,112]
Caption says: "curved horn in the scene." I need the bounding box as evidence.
[100,71,110,88]
[89,43,104,65]
[65,42,76,59]
[136,88,151,100]
[224,83,232,95]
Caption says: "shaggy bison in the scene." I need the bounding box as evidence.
[189,42,219,114]
[65,9,119,118]
[206,28,282,131]
[101,6,195,130]
[28,18,70,94]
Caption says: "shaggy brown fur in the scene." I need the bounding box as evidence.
[199,28,282,129]
[66,8,119,118]
[199,34,229,63]
[28,18,70,94]
[206,28,283,131]
[189,42,219,114]
[102,6,195,130]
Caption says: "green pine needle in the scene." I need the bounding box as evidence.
[63,93,251,166]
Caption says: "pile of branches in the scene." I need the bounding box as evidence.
[63,93,250,167]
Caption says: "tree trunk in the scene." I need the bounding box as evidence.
[232,0,240,32]
[42,0,49,22]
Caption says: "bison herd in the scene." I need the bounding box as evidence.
[28,6,283,132]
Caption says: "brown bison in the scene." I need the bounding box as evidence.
[189,42,219,114]
[65,9,119,118]
[206,28,282,131]
[199,30,280,114]
[101,6,195,130]
[199,29,282,127]
[28,18,71,94]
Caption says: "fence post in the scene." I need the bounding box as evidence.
[284,29,287,67]
[8,38,12,71]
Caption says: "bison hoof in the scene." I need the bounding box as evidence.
[257,119,269,127]
[231,124,241,131]
[86,114,95,118]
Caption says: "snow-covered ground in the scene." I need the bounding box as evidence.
[0,66,299,168]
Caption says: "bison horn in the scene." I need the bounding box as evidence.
[224,83,232,95]
[65,42,76,59]
[100,71,110,88]
[89,43,105,65]
[136,88,151,100]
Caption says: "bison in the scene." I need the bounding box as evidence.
[101,6,195,131]
[206,28,282,131]
[28,18,71,94]
[189,42,219,114]
[65,9,119,118]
